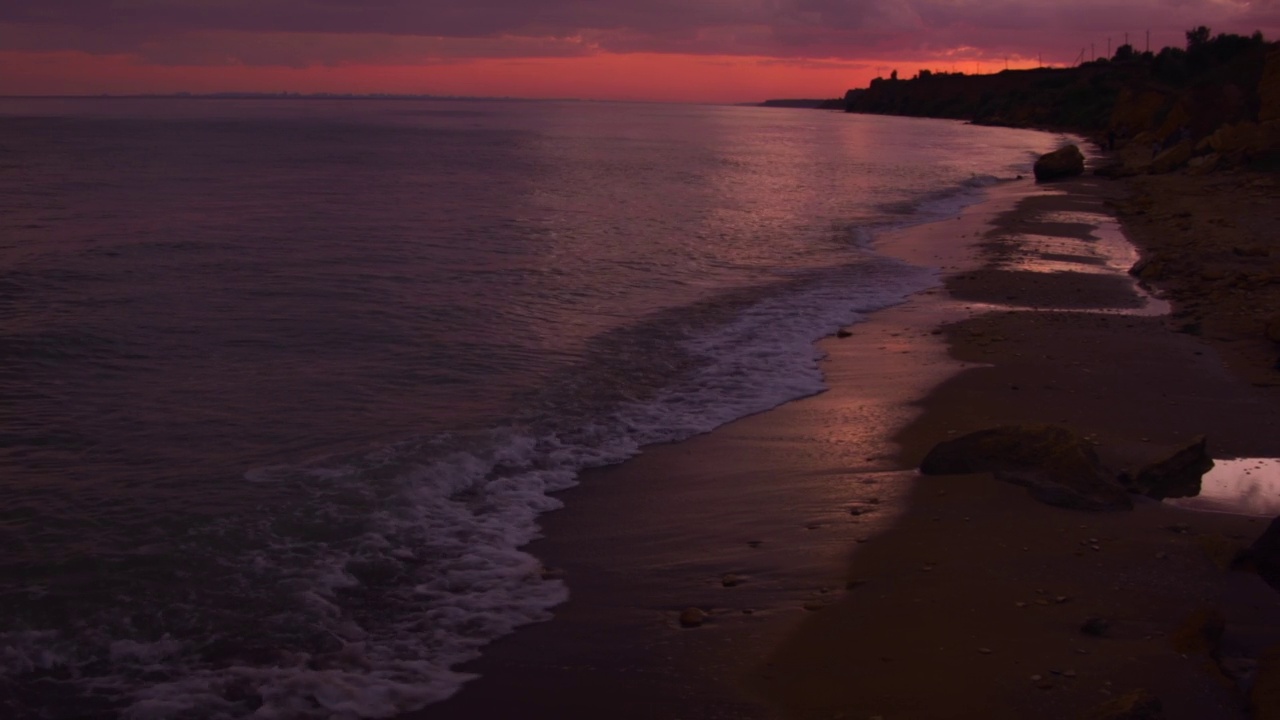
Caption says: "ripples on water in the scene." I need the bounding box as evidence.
[0,98,1063,718]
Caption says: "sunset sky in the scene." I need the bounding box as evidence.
[2,0,1277,103]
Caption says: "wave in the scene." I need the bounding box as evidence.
[2,255,936,719]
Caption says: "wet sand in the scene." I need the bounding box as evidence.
[419,171,1280,719]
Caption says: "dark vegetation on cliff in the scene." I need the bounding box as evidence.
[845,28,1278,151]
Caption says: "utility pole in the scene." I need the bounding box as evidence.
[1146,30,1150,53]
[1107,37,1111,57]
[1091,43,1095,62]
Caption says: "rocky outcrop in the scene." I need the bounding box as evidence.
[1110,89,1170,137]
[1262,49,1280,123]
[1121,435,1214,499]
[1150,140,1193,174]
[1202,121,1280,157]
[920,424,1133,511]
[1034,145,1086,182]
[845,35,1278,179]
[1235,516,1280,591]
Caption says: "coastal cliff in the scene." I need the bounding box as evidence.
[846,30,1280,176]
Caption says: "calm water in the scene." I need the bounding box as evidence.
[0,98,1063,718]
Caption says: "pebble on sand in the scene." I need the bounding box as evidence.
[679,607,708,628]
[1081,617,1111,636]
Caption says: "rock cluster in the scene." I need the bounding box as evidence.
[921,425,1219,511]
[1100,48,1280,177]
[920,424,1132,511]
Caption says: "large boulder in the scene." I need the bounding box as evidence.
[1209,122,1265,154]
[1034,145,1085,182]
[1236,516,1280,591]
[1205,121,1280,159]
[1121,435,1213,499]
[1149,140,1192,174]
[1155,102,1193,146]
[920,424,1132,511]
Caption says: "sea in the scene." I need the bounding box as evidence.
[0,97,1066,719]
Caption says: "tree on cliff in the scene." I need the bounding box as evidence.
[1186,26,1211,50]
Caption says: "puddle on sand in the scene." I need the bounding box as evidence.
[1165,458,1280,517]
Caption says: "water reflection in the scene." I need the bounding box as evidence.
[1165,458,1280,516]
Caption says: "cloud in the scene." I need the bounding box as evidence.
[2,0,1274,69]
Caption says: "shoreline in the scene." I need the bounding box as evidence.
[760,170,1280,719]
[415,160,1034,720]
[417,166,1280,719]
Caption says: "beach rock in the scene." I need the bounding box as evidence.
[920,424,1132,511]
[1034,145,1085,182]
[1094,161,1143,179]
[1122,435,1213,500]
[1155,102,1193,146]
[1209,122,1263,155]
[1083,689,1163,720]
[1235,516,1280,592]
[1117,132,1158,172]
[1129,254,1165,282]
[1187,153,1222,176]
[1149,140,1192,174]
[678,607,708,628]
[1081,616,1111,636]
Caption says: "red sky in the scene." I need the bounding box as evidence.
[2,1,1277,103]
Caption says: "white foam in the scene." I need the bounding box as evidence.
[1,630,67,675]
[3,260,939,720]
[109,637,184,665]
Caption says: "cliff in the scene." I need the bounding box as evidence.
[845,31,1280,175]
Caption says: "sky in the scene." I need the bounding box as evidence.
[1,0,1278,103]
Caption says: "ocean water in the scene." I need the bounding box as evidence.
[0,98,1064,719]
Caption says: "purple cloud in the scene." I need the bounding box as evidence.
[2,0,1274,66]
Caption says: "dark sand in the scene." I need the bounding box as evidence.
[419,171,1280,719]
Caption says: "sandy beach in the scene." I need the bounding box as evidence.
[420,165,1280,720]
